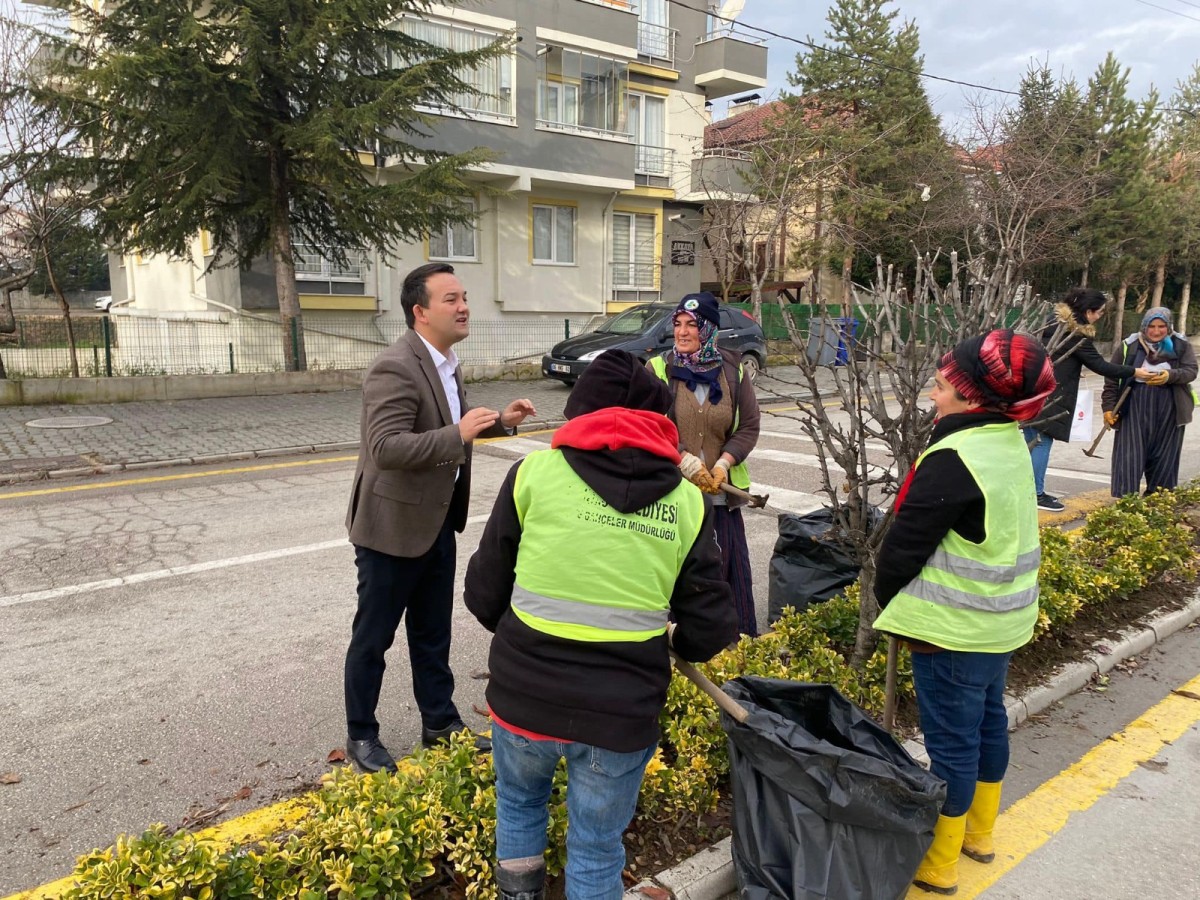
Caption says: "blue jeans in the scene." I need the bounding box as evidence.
[492,722,655,900]
[1023,427,1053,496]
[911,650,1012,817]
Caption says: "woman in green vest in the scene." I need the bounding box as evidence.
[648,292,762,636]
[874,330,1055,895]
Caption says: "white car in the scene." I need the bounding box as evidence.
[93,295,113,311]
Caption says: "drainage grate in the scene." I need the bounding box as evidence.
[25,416,114,429]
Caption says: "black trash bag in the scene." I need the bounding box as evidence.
[767,508,879,621]
[722,678,945,900]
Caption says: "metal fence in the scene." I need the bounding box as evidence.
[0,311,597,379]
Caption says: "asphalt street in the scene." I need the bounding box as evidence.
[1,369,1198,895]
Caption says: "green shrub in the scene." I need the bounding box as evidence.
[57,484,1200,898]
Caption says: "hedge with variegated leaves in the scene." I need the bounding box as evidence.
[58,483,1199,899]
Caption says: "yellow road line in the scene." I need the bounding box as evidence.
[0,456,358,500]
[906,672,1200,898]
[0,429,558,502]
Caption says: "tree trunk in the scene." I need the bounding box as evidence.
[1150,256,1166,309]
[1180,262,1193,337]
[1080,257,1090,288]
[267,148,306,371]
[851,553,879,668]
[841,252,853,308]
[1114,280,1129,340]
[751,282,762,327]
[43,244,80,378]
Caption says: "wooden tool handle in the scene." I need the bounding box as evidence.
[670,652,750,724]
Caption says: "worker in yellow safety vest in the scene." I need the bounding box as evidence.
[874,329,1056,895]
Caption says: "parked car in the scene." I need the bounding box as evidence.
[93,295,114,311]
[542,302,767,385]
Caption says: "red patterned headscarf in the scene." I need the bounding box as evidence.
[938,329,1056,423]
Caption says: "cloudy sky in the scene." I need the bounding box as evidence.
[731,0,1200,131]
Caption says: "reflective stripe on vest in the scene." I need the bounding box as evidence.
[925,545,1042,585]
[873,422,1041,653]
[511,449,704,643]
[511,585,670,634]
[649,353,750,490]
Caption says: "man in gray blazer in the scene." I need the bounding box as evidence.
[344,262,535,772]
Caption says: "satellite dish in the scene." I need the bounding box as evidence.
[717,0,746,21]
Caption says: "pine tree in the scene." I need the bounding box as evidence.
[1079,53,1162,333]
[35,1,510,370]
[997,64,1093,290]
[1159,63,1200,335]
[784,0,953,300]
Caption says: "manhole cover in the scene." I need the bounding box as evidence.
[25,416,114,429]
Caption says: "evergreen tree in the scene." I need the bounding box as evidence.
[26,212,109,296]
[1079,53,1162,332]
[1159,63,1200,335]
[35,1,510,370]
[784,0,954,300]
[995,64,1093,291]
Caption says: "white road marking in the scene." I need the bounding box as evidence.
[749,482,826,516]
[489,438,552,457]
[0,539,348,610]
[758,430,891,452]
[1046,466,1110,485]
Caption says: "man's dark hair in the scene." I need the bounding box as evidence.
[401,262,455,328]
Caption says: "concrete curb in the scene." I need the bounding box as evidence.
[624,588,1200,900]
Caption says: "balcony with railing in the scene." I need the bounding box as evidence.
[293,245,368,282]
[635,143,675,189]
[637,20,678,67]
[689,146,754,198]
[694,31,767,99]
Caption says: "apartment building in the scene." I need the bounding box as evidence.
[97,1,767,324]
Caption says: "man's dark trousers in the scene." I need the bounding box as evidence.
[345,519,459,741]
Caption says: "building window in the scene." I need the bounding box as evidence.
[395,18,514,119]
[532,203,576,265]
[294,244,368,281]
[629,92,667,175]
[612,211,657,287]
[638,0,675,63]
[428,199,478,261]
[537,45,629,137]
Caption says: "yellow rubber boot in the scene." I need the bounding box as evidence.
[962,781,1002,864]
[913,813,967,895]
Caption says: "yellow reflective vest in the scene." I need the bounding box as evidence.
[648,354,751,490]
[873,422,1041,653]
[511,448,704,643]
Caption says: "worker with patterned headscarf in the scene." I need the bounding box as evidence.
[1102,306,1197,497]
[647,291,762,636]
[874,329,1056,895]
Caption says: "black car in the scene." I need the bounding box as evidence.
[542,302,767,385]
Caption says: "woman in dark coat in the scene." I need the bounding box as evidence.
[1102,307,1198,497]
[1024,288,1149,511]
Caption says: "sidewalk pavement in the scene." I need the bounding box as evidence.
[0,368,832,484]
[0,379,575,484]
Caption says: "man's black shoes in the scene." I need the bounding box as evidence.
[346,736,398,773]
[421,718,492,753]
[1036,493,1066,512]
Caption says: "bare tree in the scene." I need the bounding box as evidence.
[0,3,100,378]
[742,91,1098,674]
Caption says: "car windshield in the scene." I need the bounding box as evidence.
[597,306,670,335]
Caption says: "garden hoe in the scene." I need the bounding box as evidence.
[1083,384,1132,459]
[719,482,769,509]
